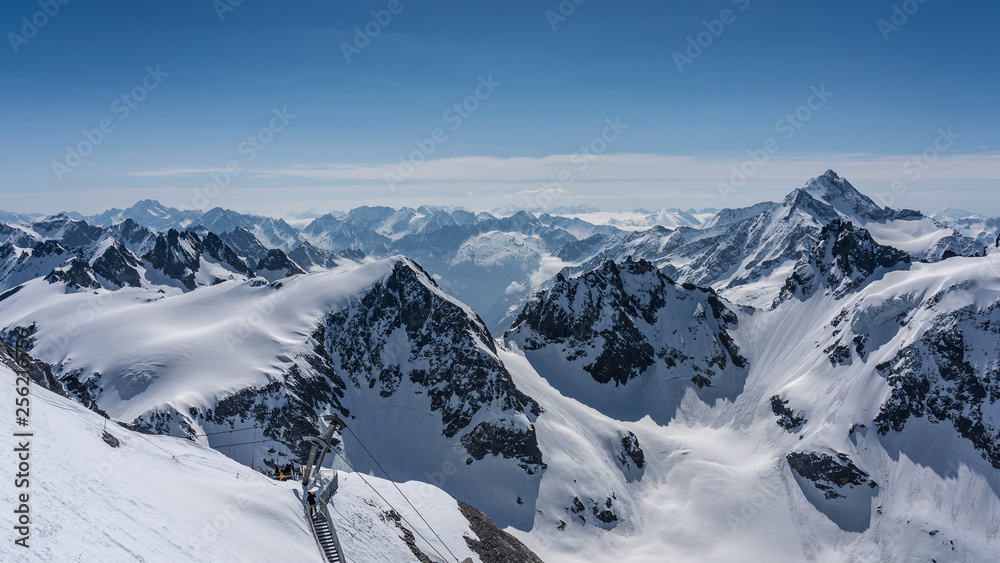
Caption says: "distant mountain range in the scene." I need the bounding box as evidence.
[3,179,990,331]
[3,171,1000,561]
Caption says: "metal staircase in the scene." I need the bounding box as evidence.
[303,415,348,563]
[308,504,345,563]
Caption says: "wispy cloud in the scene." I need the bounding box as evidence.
[231,152,1000,184]
[129,167,235,177]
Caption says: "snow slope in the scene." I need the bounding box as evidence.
[0,257,545,531]
[0,366,532,563]
[2,172,999,562]
[499,249,1000,562]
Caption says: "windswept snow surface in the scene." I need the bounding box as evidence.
[0,369,503,563]
[0,256,546,534]
[0,261,387,422]
[500,250,1000,562]
[0,372,319,562]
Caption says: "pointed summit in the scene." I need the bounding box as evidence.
[796,170,890,222]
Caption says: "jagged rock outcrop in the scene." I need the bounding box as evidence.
[141,229,250,289]
[508,257,746,388]
[787,451,878,500]
[253,248,306,280]
[324,258,544,471]
[91,241,144,288]
[776,219,911,305]
[874,304,1000,469]
[770,395,807,432]
[287,241,363,270]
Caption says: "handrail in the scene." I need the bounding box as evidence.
[321,502,347,563]
[305,500,347,563]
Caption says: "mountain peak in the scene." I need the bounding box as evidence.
[130,199,165,209]
[803,170,855,199]
[795,170,890,222]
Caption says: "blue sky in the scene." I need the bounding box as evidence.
[1,0,998,216]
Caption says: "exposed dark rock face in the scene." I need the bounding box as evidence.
[287,241,364,270]
[131,356,346,465]
[101,430,121,447]
[201,232,252,275]
[617,431,645,469]
[31,214,103,247]
[593,497,619,524]
[44,257,100,289]
[508,257,746,387]
[804,170,893,222]
[324,259,544,471]
[770,395,807,432]
[824,342,852,366]
[142,229,203,290]
[0,327,70,399]
[254,248,307,277]
[107,218,155,250]
[565,495,620,527]
[461,422,545,473]
[776,219,911,305]
[0,222,38,247]
[161,323,348,465]
[142,229,249,290]
[787,451,877,500]
[32,239,71,259]
[382,509,435,563]
[3,218,256,293]
[553,233,620,262]
[874,305,1000,469]
[458,500,545,563]
[91,242,143,288]
[219,227,271,269]
[0,285,23,303]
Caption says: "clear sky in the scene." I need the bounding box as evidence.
[1,0,998,216]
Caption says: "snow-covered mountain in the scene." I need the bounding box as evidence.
[0,257,545,530]
[2,170,1000,561]
[0,214,316,293]
[534,171,983,314]
[0,366,541,562]
[61,199,303,251]
[501,245,1000,562]
[937,214,1000,248]
[492,205,716,231]
[506,257,748,424]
